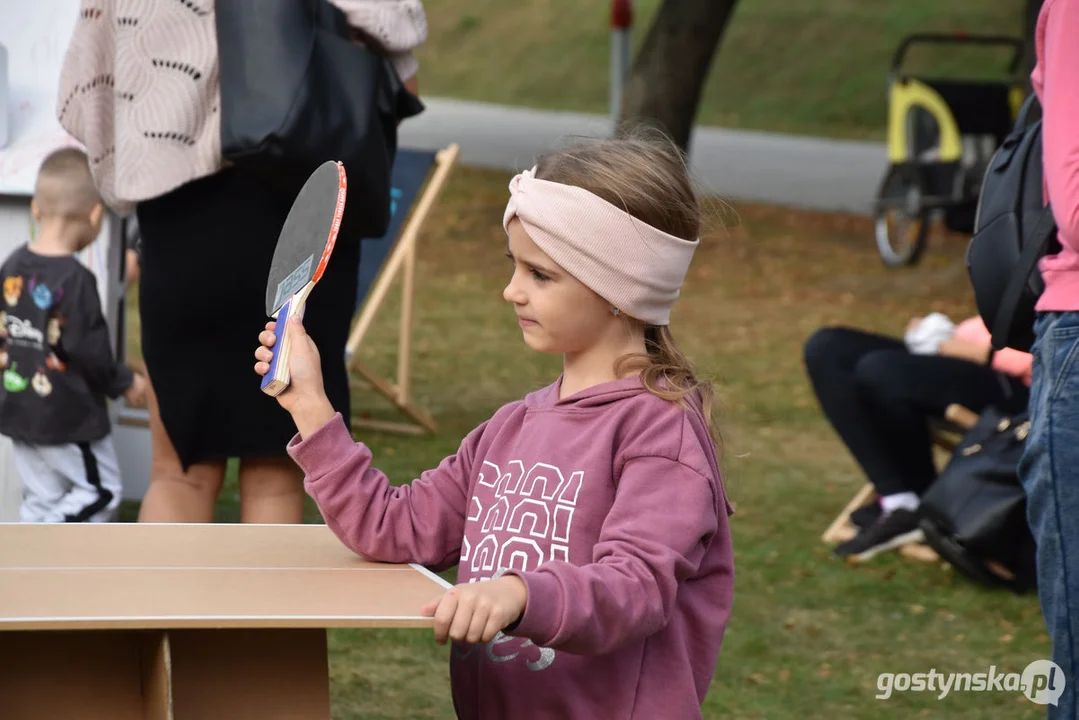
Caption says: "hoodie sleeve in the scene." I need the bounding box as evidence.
[57,271,133,399]
[288,413,482,570]
[505,455,726,655]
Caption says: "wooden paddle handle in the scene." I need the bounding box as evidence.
[261,282,314,397]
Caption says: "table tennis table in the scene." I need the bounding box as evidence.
[0,523,451,719]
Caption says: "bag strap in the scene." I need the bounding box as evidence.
[990,204,1058,348]
[1013,94,1042,131]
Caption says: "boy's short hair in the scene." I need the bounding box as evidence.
[33,148,101,218]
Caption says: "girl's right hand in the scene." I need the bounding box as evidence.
[254,317,332,426]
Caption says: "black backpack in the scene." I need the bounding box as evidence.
[967,94,1060,352]
[918,407,1037,594]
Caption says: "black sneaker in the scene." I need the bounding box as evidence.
[833,508,924,562]
[850,501,882,530]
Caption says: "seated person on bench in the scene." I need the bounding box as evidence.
[803,313,1032,561]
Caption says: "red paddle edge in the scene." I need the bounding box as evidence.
[310,162,348,285]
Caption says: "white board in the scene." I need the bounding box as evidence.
[0,0,117,311]
[0,44,9,149]
[0,0,83,196]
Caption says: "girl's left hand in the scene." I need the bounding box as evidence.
[421,576,528,645]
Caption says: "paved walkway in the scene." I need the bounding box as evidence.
[399,97,889,215]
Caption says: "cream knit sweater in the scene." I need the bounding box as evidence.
[57,0,427,214]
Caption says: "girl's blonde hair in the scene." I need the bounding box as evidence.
[533,128,721,451]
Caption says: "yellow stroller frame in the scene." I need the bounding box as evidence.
[875,33,1026,266]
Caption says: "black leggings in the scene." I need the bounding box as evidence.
[803,327,1029,497]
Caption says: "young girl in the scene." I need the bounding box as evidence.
[254,134,735,719]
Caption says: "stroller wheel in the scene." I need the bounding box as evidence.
[874,179,930,267]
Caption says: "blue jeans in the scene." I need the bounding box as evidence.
[1019,312,1079,717]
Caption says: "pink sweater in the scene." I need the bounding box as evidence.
[56,0,427,215]
[1032,0,1079,311]
[289,376,735,719]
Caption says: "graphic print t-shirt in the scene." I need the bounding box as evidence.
[0,246,132,444]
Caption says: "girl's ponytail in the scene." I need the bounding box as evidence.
[615,326,721,452]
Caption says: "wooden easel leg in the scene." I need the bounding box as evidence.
[345,144,460,364]
[351,361,438,435]
[345,145,459,436]
[821,483,875,544]
[898,543,941,563]
[397,237,415,404]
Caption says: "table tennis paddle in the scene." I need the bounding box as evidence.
[261,161,348,397]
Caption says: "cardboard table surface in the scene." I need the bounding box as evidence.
[0,523,452,631]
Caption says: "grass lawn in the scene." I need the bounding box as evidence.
[121,168,1049,718]
[417,0,1027,140]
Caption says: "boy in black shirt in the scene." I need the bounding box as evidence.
[0,148,147,522]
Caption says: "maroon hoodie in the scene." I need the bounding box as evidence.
[288,375,735,719]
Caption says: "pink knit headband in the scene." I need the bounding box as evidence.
[502,167,699,326]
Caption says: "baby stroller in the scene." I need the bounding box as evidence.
[874,33,1026,267]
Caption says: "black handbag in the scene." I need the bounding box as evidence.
[215,0,424,239]
[918,407,1037,593]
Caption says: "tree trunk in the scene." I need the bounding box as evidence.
[620,0,739,152]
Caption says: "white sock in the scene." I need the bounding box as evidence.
[880,492,919,515]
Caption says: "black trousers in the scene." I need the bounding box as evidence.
[803,327,1030,497]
